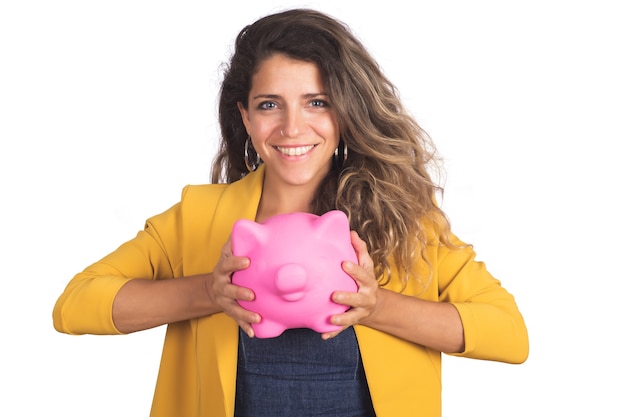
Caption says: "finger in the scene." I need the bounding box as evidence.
[321,327,346,340]
[239,323,256,338]
[219,236,250,270]
[330,308,367,328]
[236,285,256,302]
[222,282,255,302]
[341,260,374,289]
[220,255,250,273]
[235,307,261,338]
[220,235,234,256]
[238,309,261,326]
[332,290,360,308]
[224,301,261,325]
[349,231,375,271]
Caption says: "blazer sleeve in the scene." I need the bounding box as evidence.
[52,199,184,336]
[438,235,529,364]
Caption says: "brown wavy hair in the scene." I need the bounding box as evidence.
[211,8,454,289]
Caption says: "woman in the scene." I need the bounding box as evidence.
[53,8,528,417]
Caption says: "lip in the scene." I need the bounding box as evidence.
[274,145,316,157]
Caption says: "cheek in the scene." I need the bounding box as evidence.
[248,115,280,138]
[309,112,338,135]
[323,120,341,146]
[325,114,340,139]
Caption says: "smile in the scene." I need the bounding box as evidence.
[275,145,315,156]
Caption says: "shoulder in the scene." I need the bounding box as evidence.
[181,183,229,206]
[181,166,265,208]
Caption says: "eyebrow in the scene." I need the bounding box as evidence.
[251,93,329,100]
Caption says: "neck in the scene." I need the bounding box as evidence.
[255,181,317,223]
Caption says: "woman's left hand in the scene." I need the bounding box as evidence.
[322,231,380,340]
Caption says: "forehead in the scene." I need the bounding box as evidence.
[251,54,325,93]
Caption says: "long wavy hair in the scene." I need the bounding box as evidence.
[211,8,454,289]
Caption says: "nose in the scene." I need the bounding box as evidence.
[280,108,307,138]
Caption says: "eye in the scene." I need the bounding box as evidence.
[258,101,277,110]
[310,99,329,108]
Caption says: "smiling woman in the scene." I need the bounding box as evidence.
[237,54,340,218]
[52,7,528,417]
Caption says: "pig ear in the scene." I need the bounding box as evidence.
[231,220,268,256]
[315,210,350,238]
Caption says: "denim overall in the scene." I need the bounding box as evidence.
[234,327,376,417]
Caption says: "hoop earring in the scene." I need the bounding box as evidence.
[244,136,261,172]
[334,139,348,169]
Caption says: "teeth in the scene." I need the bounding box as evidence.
[276,145,314,156]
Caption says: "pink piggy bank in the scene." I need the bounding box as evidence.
[231,210,358,338]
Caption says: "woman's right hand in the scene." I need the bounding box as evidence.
[207,236,261,337]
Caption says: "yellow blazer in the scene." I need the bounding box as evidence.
[53,164,528,417]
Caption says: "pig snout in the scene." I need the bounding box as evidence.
[275,263,308,301]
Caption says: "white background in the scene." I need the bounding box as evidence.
[1,0,624,416]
